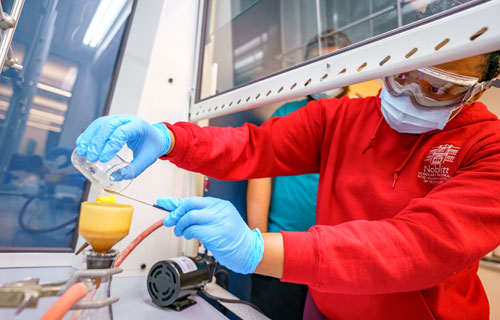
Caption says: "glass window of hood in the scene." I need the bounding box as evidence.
[0,0,134,251]
[197,0,475,101]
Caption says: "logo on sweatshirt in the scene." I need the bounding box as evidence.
[418,144,461,184]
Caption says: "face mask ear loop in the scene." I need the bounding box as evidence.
[392,133,426,189]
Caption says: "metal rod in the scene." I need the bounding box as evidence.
[103,189,170,212]
[396,0,403,27]
[369,0,374,37]
[315,0,323,55]
[0,0,25,73]
[0,1,5,21]
[103,189,155,207]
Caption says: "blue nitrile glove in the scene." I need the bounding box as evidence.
[75,115,171,180]
[158,197,264,274]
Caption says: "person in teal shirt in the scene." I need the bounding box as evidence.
[246,97,327,319]
[264,99,319,233]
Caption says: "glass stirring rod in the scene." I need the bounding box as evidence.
[103,189,170,212]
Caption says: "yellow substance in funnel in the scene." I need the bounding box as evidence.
[79,202,133,253]
[96,195,117,203]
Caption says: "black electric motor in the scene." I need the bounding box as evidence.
[147,253,216,308]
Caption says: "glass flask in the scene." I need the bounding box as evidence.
[71,149,133,192]
[79,249,118,320]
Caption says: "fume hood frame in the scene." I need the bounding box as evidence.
[189,0,500,122]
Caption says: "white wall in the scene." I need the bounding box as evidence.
[477,85,500,320]
[73,0,202,276]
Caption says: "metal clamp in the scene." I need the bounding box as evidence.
[0,1,16,30]
[0,0,25,74]
[59,268,123,294]
[0,267,123,315]
[4,46,22,70]
[73,297,120,310]
[0,278,59,314]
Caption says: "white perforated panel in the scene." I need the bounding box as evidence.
[190,0,500,121]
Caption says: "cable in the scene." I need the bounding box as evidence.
[111,217,263,314]
[18,195,77,233]
[201,287,263,314]
[40,282,88,320]
[214,268,230,289]
[114,219,164,267]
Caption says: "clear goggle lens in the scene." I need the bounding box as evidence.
[384,67,488,109]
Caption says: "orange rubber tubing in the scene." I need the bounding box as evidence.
[40,282,88,320]
[114,219,164,268]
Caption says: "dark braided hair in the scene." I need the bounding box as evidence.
[483,51,500,82]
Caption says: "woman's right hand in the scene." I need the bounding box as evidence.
[75,115,171,180]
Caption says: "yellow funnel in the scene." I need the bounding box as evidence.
[79,202,134,253]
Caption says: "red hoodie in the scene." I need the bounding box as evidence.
[162,95,500,319]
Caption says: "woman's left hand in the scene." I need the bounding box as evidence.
[157,196,264,274]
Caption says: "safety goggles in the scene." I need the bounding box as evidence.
[384,66,495,109]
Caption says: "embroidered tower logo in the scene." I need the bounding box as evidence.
[418,144,461,184]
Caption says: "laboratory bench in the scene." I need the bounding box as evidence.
[0,266,266,319]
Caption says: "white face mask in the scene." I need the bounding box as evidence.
[380,86,458,134]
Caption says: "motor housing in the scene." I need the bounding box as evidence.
[147,254,215,308]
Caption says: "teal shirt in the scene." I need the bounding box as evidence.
[267,99,319,233]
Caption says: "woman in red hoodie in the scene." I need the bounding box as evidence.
[76,51,500,319]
